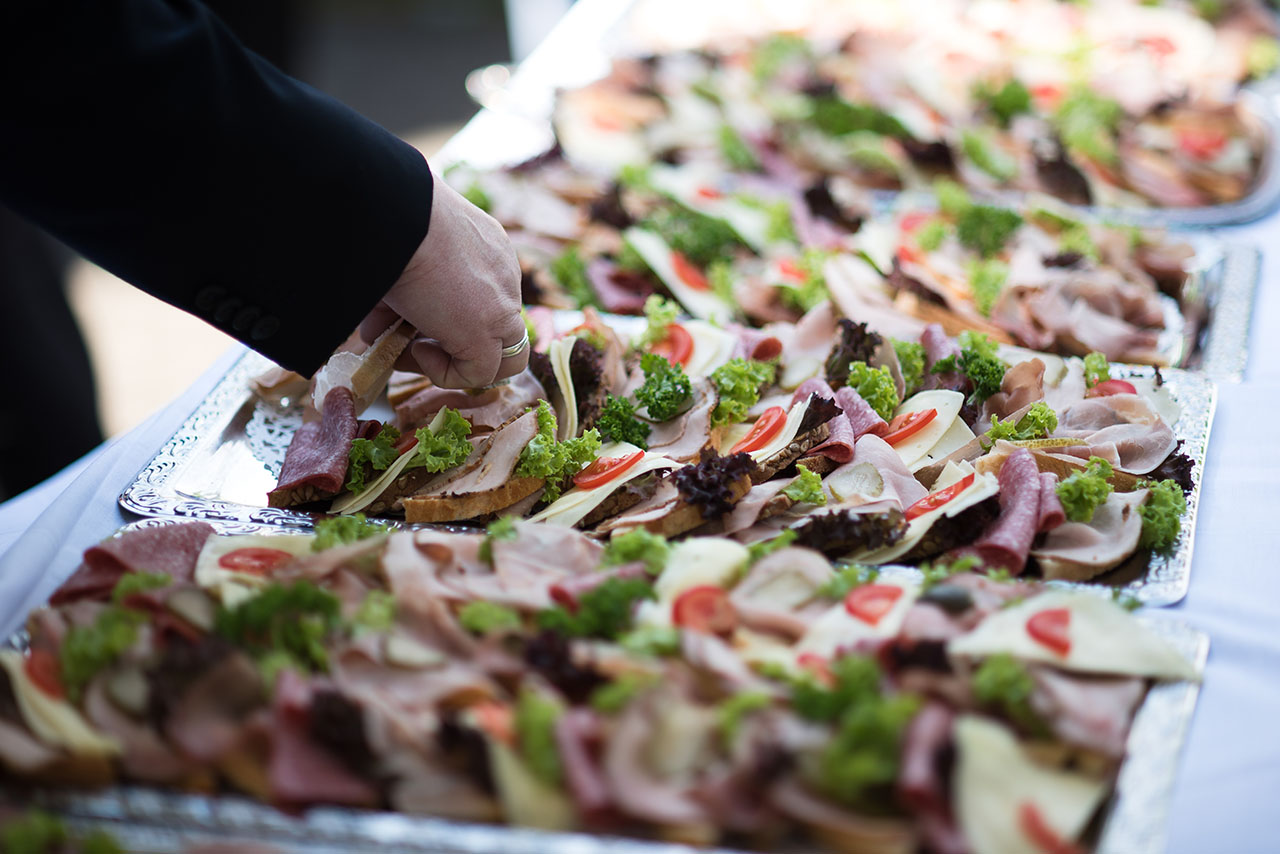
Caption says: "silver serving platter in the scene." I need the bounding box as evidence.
[442,0,1280,228]
[5,547,1208,854]
[117,342,1215,604]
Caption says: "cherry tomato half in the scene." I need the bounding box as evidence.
[1177,128,1227,161]
[897,244,925,266]
[670,251,710,291]
[696,185,723,200]
[1030,83,1063,106]
[1141,36,1177,58]
[777,258,807,282]
[573,451,644,490]
[218,547,296,575]
[883,408,938,447]
[472,701,515,746]
[905,472,976,521]
[796,652,834,685]
[899,211,930,233]
[672,585,738,635]
[651,323,695,367]
[1085,379,1138,398]
[1026,608,1072,657]
[844,584,905,626]
[730,406,788,455]
[1018,802,1084,854]
[24,648,64,699]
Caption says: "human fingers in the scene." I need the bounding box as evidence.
[409,337,503,389]
[358,300,401,345]
[493,315,531,382]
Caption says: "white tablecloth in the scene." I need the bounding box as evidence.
[1,218,1278,851]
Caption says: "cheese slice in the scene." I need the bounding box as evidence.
[0,651,120,757]
[954,715,1108,854]
[794,577,918,660]
[624,227,734,324]
[548,335,579,441]
[683,319,737,378]
[529,444,678,527]
[855,461,1000,565]
[194,533,315,605]
[849,219,897,274]
[948,591,1200,681]
[747,395,813,463]
[331,407,468,516]
[637,537,750,628]
[890,390,965,468]
[648,163,773,251]
[911,414,976,473]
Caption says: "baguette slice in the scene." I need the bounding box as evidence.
[311,321,415,416]
[403,477,545,524]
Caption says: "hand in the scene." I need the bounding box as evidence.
[360,175,527,388]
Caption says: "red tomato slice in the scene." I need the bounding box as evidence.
[651,323,695,367]
[1026,608,1072,657]
[1018,802,1085,854]
[218,547,296,575]
[730,406,788,454]
[394,433,419,457]
[24,649,64,699]
[777,258,807,282]
[905,472,976,521]
[897,244,924,266]
[796,652,834,685]
[573,451,644,489]
[883,408,938,447]
[696,185,723,200]
[899,211,930,233]
[1086,379,1138,398]
[1176,127,1227,161]
[672,585,738,635]
[473,701,516,745]
[844,584,905,626]
[1141,36,1176,58]
[670,251,710,291]
[1030,83,1062,106]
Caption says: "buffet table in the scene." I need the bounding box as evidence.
[2,2,1280,850]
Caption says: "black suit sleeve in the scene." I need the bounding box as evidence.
[0,0,434,376]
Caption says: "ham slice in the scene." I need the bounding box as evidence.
[402,409,542,523]
[1029,667,1145,758]
[1031,489,1149,581]
[1038,472,1066,532]
[921,324,963,392]
[951,448,1048,574]
[268,693,378,806]
[269,387,359,507]
[1052,394,1177,474]
[850,434,928,509]
[555,708,612,818]
[730,546,832,639]
[52,522,215,605]
[394,370,546,433]
[85,678,191,783]
[897,702,954,815]
[981,358,1047,423]
[723,480,792,534]
[792,380,887,465]
[164,653,267,764]
[603,692,713,827]
[550,561,649,610]
[647,378,718,462]
[587,257,653,314]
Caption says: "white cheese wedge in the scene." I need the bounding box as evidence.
[648,163,773,251]
[529,444,678,527]
[488,739,577,831]
[955,715,1108,854]
[549,335,579,441]
[0,651,120,757]
[849,219,897,274]
[855,462,1000,565]
[911,413,975,473]
[331,407,465,516]
[683,319,737,379]
[1126,376,1181,428]
[637,537,750,628]
[890,389,965,468]
[735,628,801,672]
[794,577,918,660]
[194,533,315,606]
[746,396,813,464]
[624,227,733,324]
[948,591,1200,681]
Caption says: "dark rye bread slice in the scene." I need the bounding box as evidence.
[401,409,543,524]
[749,395,842,483]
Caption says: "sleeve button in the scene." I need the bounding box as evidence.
[195,286,226,313]
[250,315,280,341]
[232,306,261,333]
[214,298,243,325]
